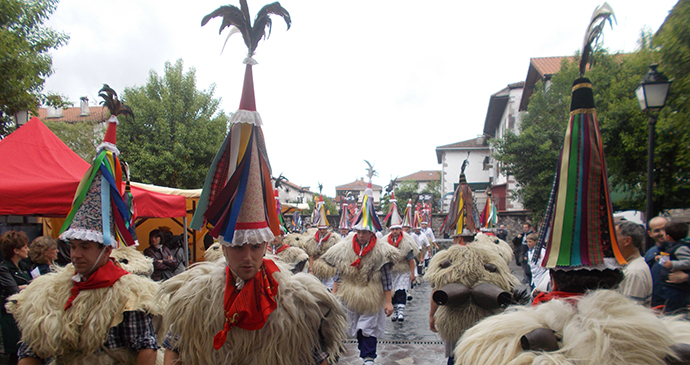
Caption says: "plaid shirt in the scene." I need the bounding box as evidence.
[18,310,158,361]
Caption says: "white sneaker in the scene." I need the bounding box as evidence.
[364,360,375,365]
[391,308,398,322]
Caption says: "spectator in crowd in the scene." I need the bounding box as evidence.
[143,229,177,281]
[0,231,32,364]
[496,224,508,241]
[657,221,690,314]
[644,216,669,307]
[517,223,534,284]
[525,233,547,291]
[165,234,189,276]
[615,221,652,306]
[28,236,59,276]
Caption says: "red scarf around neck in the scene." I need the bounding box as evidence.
[271,244,289,255]
[388,233,402,248]
[351,234,376,269]
[531,291,582,306]
[65,259,129,310]
[315,231,331,248]
[213,259,280,350]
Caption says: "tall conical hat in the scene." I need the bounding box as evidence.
[352,182,382,232]
[402,199,413,228]
[190,3,290,246]
[59,85,137,248]
[384,192,403,229]
[339,203,352,230]
[536,3,625,270]
[413,210,423,230]
[315,196,329,229]
[440,156,478,237]
[480,190,498,229]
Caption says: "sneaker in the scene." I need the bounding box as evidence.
[391,308,398,322]
[364,360,375,365]
[397,311,404,322]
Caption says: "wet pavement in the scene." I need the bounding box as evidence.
[336,256,527,364]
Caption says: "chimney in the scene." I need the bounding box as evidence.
[47,106,63,118]
[476,135,484,145]
[80,96,89,116]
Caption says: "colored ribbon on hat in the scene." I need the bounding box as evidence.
[213,259,280,350]
[315,231,331,248]
[65,259,129,310]
[351,234,376,269]
[531,291,581,307]
[388,233,402,248]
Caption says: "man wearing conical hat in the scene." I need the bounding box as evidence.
[10,86,162,365]
[382,193,418,322]
[159,3,346,365]
[321,169,398,365]
[304,196,339,289]
[448,6,690,364]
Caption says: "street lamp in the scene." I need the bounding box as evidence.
[635,63,671,250]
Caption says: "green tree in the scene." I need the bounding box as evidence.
[0,0,70,136]
[44,120,105,162]
[119,59,229,189]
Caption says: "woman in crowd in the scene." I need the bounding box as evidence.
[28,236,59,275]
[143,229,177,281]
[0,231,32,364]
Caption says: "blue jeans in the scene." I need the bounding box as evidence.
[664,287,690,314]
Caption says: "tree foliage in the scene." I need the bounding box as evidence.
[494,16,690,220]
[0,0,70,136]
[119,59,229,189]
[44,120,105,162]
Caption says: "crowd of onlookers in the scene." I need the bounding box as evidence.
[507,217,690,313]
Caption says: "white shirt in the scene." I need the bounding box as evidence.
[421,226,436,244]
[411,232,430,251]
[619,254,653,306]
[528,247,548,288]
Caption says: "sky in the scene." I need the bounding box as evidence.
[42,0,677,196]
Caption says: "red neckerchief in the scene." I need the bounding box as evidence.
[271,244,289,255]
[531,291,582,306]
[65,259,129,310]
[315,231,331,248]
[351,234,376,269]
[213,259,280,350]
[388,233,402,248]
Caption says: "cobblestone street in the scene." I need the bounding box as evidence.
[337,255,526,364]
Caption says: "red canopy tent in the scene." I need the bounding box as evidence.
[0,117,186,218]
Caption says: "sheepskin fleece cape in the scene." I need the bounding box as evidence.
[110,245,154,277]
[321,236,399,314]
[273,245,309,273]
[305,232,339,279]
[454,289,690,365]
[204,242,223,262]
[283,232,308,251]
[382,232,419,274]
[158,258,347,365]
[6,264,162,364]
[472,233,514,266]
[424,243,519,348]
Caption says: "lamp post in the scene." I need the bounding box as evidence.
[635,63,671,250]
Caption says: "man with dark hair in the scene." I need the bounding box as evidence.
[616,221,652,305]
[518,223,534,284]
[657,221,690,314]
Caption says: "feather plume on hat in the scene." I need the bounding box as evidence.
[190,0,290,246]
[59,85,137,248]
[536,2,626,270]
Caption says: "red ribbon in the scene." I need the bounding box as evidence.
[350,234,376,269]
[272,244,289,255]
[64,260,129,310]
[531,291,582,306]
[388,233,402,248]
[213,259,280,350]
